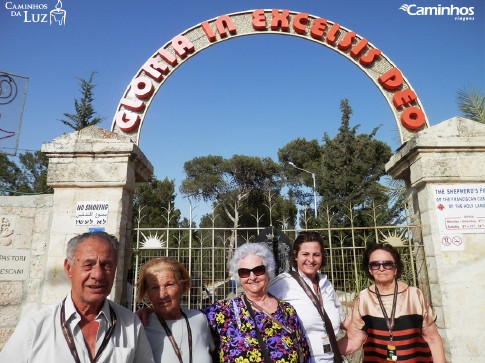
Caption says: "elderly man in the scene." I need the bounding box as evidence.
[0,231,154,363]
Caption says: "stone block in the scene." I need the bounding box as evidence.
[29,255,45,279]
[33,211,51,233]
[26,279,42,302]
[0,328,14,350]
[460,155,485,178]
[41,279,70,305]
[31,233,47,255]
[0,282,23,306]
[429,283,443,306]
[0,305,20,326]
[446,329,483,359]
[44,256,66,281]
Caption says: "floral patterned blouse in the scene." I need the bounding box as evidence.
[203,294,311,363]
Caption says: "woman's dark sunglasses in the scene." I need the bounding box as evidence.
[238,265,266,278]
[368,261,396,270]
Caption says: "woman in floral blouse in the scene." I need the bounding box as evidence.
[204,243,310,363]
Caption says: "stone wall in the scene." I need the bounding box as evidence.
[0,194,53,350]
[386,117,485,362]
[0,127,152,351]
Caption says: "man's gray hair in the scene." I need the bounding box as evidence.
[229,242,276,284]
[66,231,119,264]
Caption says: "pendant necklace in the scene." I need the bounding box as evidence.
[375,280,399,361]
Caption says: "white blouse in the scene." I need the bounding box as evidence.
[269,270,345,363]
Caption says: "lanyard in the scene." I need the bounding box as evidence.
[242,294,273,363]
[243,294,294,336]
[288,270,343,363]
[60,298,117,363]
[375,280,399,342]
[156,310,193,363]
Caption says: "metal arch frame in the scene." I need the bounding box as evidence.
[111,9,429,145]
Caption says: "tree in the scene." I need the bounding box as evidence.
[133,176,181,229]
[181,155,289,259]
[278,137,322,205]
[0,151,50,195]
[18,151,50,193]
[0,154,26,195]
[59,71,104,130]
[279,99,403,229]
[181,155,284,228]
[456,87,485,123]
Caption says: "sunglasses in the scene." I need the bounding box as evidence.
[368,261,396,270]
[238,265,266,278]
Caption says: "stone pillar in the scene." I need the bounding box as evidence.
[40,126,152,308]
[386,117,485,363]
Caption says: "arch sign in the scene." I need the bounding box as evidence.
[111,9,429,144]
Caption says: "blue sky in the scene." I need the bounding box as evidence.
[2,0,484,221]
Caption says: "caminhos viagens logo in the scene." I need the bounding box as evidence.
[399,3,475,21]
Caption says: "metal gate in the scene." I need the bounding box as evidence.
[127,222,430,314]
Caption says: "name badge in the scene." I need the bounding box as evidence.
[322,336,332,353]
[386,344,397,361]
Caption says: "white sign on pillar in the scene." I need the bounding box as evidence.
[432,184,485,251]
[75,201,109,226]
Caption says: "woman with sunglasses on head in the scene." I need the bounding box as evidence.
[268,232,345,363]
[338,243,445,362]
[203,242,311,362]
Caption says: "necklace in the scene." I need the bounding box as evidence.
[375,280,399,341]
[243,294,294,335]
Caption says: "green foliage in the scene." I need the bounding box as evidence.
[0,151,50,195]
[456,87,485,123]
[278,138,322,203]
[279,99,403,229]
[133,176,181,228]
[0,154,26,194]
[181,155,292,228]
[18,151,50,193]
[59,71,104,131]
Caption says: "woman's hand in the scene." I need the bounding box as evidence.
[337,323,366,355]
[136,307,154,326]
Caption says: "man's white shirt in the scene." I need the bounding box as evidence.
[0,294,154,363]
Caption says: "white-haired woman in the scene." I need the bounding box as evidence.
[203,242,311,362]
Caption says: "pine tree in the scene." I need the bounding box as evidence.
[59,71,104,130]
[279,99,403,229]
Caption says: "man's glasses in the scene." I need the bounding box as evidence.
[368,261,396,270]
[238,265,266,278]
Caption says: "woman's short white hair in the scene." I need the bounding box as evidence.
[229,242,276,284]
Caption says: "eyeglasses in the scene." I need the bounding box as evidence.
[368,261,396,270]
[238,265,266,278]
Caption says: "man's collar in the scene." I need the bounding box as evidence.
[65,293,112,325]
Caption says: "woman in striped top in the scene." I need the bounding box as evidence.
[338,243,445,362]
